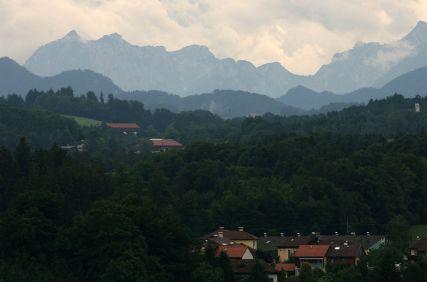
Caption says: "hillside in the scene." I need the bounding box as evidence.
[125,90,302,118]
[0,57,123,96]
[0,104,81,148]
[246,94,427,138]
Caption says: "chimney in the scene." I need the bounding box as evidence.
[264,232,268,237]
[218,231,223,238]
[366,232,370,236]
[280,233,284,237]
[238,227,244,232]
[297,232,301,237]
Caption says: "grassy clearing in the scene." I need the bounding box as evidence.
[62,114,102,127]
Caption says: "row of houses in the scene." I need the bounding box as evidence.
[200,227,390,281]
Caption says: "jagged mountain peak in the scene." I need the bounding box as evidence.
[97,32,127,43]
[403,21,427,44]
[65,30,79,38]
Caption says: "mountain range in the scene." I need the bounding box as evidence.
[0,57,299,118]
[279,66,427,110]
[4,55,427,116]
[24,21,427,96]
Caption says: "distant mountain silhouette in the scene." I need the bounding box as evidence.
[123,90,303,118]
[24,31,304,97]
[279,66,427,110]
[0,57,123,96]
[24,21,427,96]
[0,58,302,117]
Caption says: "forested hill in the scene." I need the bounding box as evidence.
[3,89,427,148]
[241,94,427,138]
[0,104,80,148]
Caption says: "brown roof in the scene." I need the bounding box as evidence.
[275,263,296,272]
[278,236,315,248]
[327,243,363,258]
[106,123,140,129]
[318,235,384,250]
[203,229,258,241]
[410,237,427,252]
[216,244,251,259]
[293,245,330,258]
[150,139,183,148]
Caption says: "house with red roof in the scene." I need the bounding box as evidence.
[293,245,330,271]
[150,138,184,152]
[215,244,254,260]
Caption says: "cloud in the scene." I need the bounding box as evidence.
[0,0,426,74]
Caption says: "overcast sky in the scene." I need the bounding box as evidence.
[1,0,427,74]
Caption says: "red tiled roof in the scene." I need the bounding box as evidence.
[203,229,258,241]
[106,123,140,129]
[293,245,330,258]
[275,263,296,272]
[150,139,183,148]
[216,244,250,259]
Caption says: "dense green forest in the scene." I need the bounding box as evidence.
[1,89,427,281]
[0,135,426,281]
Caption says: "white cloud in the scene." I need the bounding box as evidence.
[0,0,426,74]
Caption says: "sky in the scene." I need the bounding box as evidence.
[1,0,427,75]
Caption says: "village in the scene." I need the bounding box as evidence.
[200,227,427,282]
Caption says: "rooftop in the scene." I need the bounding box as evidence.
[216,244,251,259]
[203,228,258,241]
[106,122,140,129]
[293,245,330,258]
[326,243,363,258]
[150,138,183,148]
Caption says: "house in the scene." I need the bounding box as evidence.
[293,245,330,271]
[275,263,296,278]
[408,236,427,261]
[326,243,363,267]
[277,235,315,263]
[202,227,258,250]
[106,123,140,135]
[215,243,255,260]
[150,138,184,152]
